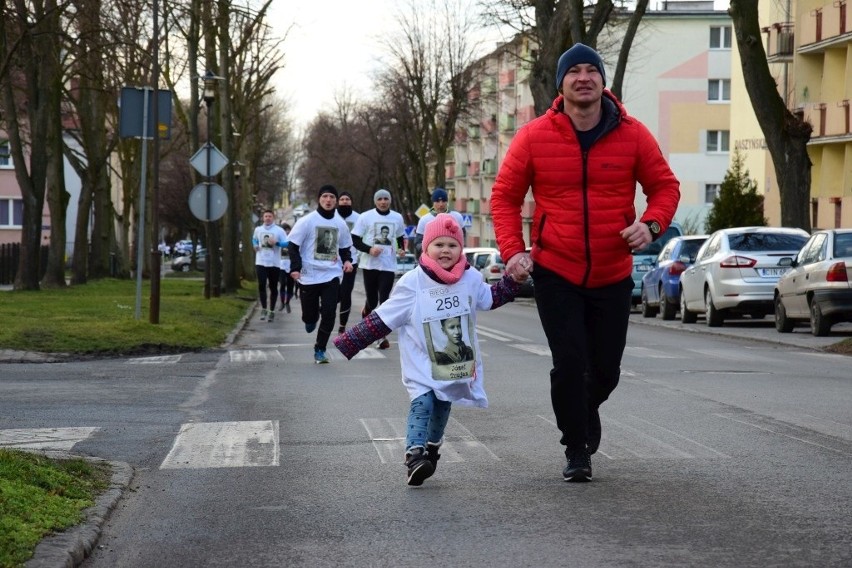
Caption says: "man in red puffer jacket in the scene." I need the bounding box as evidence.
[491,43,680,483]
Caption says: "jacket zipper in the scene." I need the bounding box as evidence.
[582,149,591,287]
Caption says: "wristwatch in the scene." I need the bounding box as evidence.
[644,220,661,241]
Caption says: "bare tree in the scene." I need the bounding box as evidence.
[0,0,66,291]
[377,0,483,220]
[479,0,649,116]
[729,0,811,230]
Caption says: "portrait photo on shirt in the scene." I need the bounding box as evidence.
[261,233,275,248]
[314,227,338,260]
[424,314,476,381]
[373,224,392,245]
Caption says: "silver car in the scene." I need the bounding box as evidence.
[680,227,809,326]
[464,247,505,284]
[774,228,852,336]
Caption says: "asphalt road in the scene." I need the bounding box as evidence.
[2,287,850,567]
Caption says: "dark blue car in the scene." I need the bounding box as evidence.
[640,235,708,320]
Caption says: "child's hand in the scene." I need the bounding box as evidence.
[510,271,529,283]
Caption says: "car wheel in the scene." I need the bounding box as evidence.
[180,264,190,273]
[680,289,697,324]
[660,287,676,321]
[774,296,795,333]
[810,302,831,337]
[705,288,723,327]
[640,287,657,318]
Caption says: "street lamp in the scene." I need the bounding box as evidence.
[201,70,222,298]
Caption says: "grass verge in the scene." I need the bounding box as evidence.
[0,277,254,356]
[0,449,111,568]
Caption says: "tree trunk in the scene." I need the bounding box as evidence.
[729,0,812,231]
[1,1,55,291]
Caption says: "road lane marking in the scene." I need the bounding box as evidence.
[0,427,100,451]
[360,417,496,464]
[128,355,182,364]
[511,344,551,356]
[713,413,852,456]
[228,350,284,362]
[160,420,280,469]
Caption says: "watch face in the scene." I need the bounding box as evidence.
[648,221,660,234]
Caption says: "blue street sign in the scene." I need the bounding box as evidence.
[461,214,473,228]
[404,225,416,237]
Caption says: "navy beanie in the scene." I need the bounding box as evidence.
[339,191,353,200]
[431,188,448,202]
[555,43,606,90]
[318,184,338,199]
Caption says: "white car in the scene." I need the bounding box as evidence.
[774,228,852,336]
[464,247,505,284]
[680,226,810,326]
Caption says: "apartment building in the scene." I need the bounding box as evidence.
[742,0,852,228]
[449,2,732,247]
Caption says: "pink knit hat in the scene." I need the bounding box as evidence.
[423,213,464,249]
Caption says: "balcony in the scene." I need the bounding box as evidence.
[762,22,795,63]
[804,100,852,144]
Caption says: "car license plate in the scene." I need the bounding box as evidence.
[635,264,651,272]
[759,267,789,277]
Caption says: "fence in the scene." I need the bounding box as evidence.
[0,244,49,285]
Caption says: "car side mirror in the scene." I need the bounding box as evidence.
[778,257,794,268]
[678,255,690,263]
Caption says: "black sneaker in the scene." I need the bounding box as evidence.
[426,441,442,475]
[588,407,601,455]
[404,448,434,486]
[563,449,592,482]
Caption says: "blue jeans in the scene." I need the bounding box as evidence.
[405,391,451,452]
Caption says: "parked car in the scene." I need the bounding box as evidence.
[773,228,852,336]
[464,247,505,284]
[173,240,195,256]
[631,222,683,305]
[680,226,810,326]
[395,253,417,278]
[640,235,708,320]
[171,248,207,272]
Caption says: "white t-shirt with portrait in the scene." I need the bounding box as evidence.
[339,210,361,266]
[352,208,405,272]
[252,224,289,268]
[373,267,493,407]
[288,211,353,286]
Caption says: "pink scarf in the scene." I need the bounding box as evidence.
[419,253,468,285]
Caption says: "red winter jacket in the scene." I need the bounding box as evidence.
[491,91,680,289]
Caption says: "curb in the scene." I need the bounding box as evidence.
[25,455,134,568]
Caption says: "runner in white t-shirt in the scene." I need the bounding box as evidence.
[350,188,406,349]
[288,185,353,364]
[336,191,360,334]
[252,210,289,322]
[335,214,524,486]
[414,187,465,258]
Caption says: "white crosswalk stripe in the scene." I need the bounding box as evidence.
[160,420,280,469]
[0,427,99,451]
[229,349,284,363]
[360,416,498,464]
[128,355,182,364]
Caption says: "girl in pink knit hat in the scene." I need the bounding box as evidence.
[334,213,526,486]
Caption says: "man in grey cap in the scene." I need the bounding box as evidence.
[350,189,406,349]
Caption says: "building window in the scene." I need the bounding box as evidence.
[707,130,730,153]
[0,198,24,227]
[705,184,721,203]
[708,79,731,102]
[0,140,11,168]
[710,26,732,49]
